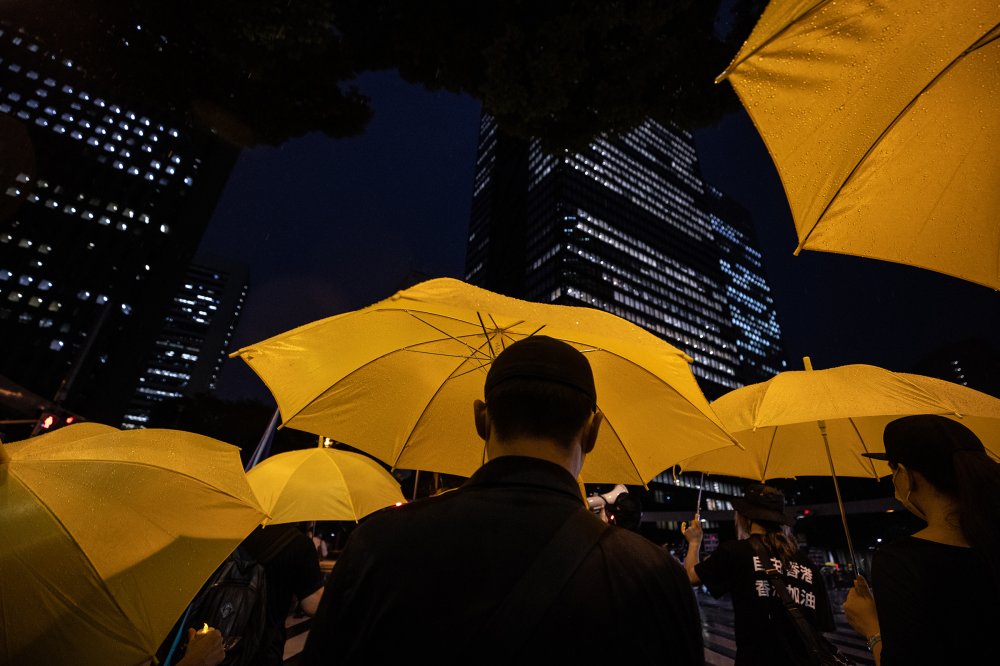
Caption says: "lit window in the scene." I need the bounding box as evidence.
[77,290,91,300]
[47,301,61,312]
[38,244,52,254]
[28,296,42,307]
[17,239,32,248]
[121,303,132,315]
[8,292,22,302]
[0,270,11,280]
[49,339,64,351]
[39,318,53,328]
[95,294,109,305]
[39,280,52,290]
[18,275,32,286]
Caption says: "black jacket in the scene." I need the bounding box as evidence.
[301,455,704,665]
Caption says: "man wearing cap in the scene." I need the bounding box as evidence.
[682,483,834,665]
[301,336,704,664]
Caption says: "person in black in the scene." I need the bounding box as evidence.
[683,484,834,665]
[300,336,704,665]
[241,524,324,666]
[843,415,1000,665]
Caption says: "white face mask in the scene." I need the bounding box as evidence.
[892,466,927,521]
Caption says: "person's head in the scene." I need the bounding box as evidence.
[474,336,602,475]
[732,483,798,558]
[865,415,1000,585]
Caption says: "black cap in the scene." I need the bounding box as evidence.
[731,483,794,526]
[862,415,985,469]
[484,336,597,409]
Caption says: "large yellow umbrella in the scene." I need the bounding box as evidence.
[247,447,405,524]
[718,0,1000,288]
[680,363,1000,481]
[678,360,1000,566]
[232,278,738,485]
[0,424,267,665]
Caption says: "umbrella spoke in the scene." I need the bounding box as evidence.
[847,416,882,479]
[760,427,779,482]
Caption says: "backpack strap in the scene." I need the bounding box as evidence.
[472,508,609,653]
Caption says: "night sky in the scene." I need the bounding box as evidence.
[199,71,999,403]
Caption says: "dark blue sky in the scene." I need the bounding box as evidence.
[200,71,999,402]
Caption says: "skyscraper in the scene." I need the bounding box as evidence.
[122,256,248,429]
[466,116,785,398]
[0,23,237,424]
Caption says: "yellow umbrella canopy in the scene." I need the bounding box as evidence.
[680,364,1000,481]
[0,424,267,666]
[719,0,1000,288]
[247,447,405,524]
[232,277,738,485]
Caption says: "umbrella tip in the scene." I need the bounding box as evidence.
[803,357,814,371]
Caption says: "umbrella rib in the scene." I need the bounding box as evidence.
[5,470,153,651]
[798,19,1000,251]
[716,0,832,82]
[21,458,262,509]
[847,416,881,479]
[760,427,778,482]
[390,335,498,470]
[595,409,647,488]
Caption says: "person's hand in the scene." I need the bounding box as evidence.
[843,575,880,639]
[681,516,703,544]
[178,626,225,666]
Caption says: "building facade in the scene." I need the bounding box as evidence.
[0,23,237,424]
[466,115,785,398]
[122,257,248,428]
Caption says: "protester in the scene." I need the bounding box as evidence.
[844,415,1000,665]
[241,524,325,665]
[300,335,704,664]
[683,484,834,665]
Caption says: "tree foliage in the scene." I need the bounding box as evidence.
[6,0,765,149]
[335,0,765,150]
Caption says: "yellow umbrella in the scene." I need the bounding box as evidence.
[678,360,1000,566]
[247,447,405,524]
[232,277,739,485]
[0,424,267,665]
[718,0,1000,288]
[680,363,1000,481]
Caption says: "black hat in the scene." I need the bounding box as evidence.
[731,483,794,526]
[484,336,597,409]
[862,415,985,469]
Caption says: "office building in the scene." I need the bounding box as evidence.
[0,23,237,424]
[466,115,785,398]
[122,257,248,428]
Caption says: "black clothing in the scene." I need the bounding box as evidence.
[695,536,834,666]
[873,536,998,665]
[243,525,324,666]
[301,456,704,665]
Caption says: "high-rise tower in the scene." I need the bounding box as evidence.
[0,23,237,424]
[466,116,785,398]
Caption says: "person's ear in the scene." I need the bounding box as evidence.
[582,410,603,454]
[474,399,490,441]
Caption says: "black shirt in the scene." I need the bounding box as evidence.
[301,456,704,665]
[873,536,998,665]
[243,525,324,666]
[695,536,834,666]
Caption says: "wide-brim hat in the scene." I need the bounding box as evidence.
[861,414,985,470]
[731,483,794,526]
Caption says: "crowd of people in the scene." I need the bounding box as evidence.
[167,336,998,665]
